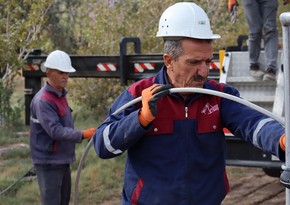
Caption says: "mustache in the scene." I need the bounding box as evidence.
[192,75,206,82]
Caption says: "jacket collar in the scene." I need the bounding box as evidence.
[45,82,67,97]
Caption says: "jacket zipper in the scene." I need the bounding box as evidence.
[184,105,190,199]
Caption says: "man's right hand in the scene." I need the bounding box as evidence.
[138,84,172,127]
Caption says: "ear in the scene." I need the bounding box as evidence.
[163,53,173,69]
[46,68,52,77]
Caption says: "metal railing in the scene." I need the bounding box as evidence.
[279,12,290,205]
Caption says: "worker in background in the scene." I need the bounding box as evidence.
[93,2,286,204]
[29,50,96,205]
[228,0,290,81]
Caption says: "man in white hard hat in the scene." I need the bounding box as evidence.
[30,50,96,205]
[93,2,285,204]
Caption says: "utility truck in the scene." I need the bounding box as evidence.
[22,37,284,177]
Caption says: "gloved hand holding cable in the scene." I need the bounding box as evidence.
[138,84,172,127]
[280,133,286,151]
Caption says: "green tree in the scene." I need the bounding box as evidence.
[39,0,82,53]
[2,0,286,125]
[64,0,246,119]
[0,0,53,127]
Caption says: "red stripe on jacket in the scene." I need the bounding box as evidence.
[131,178,144,205]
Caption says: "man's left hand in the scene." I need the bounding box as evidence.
[280,133,286,151]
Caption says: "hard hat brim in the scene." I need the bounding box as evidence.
[156,33,221,40]
[43,62,76,73]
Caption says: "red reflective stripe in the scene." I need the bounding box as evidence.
[96,63,117,71]
[210,62,219,69]
[134,63,145,73]
[134,65,143,72]
[223,128,231,134]
[28,64,40,71]
[131,178,144,205]
[140,64,146,69]
[134,63,155,72]
[28,64,35,71]
[103,64,112,71]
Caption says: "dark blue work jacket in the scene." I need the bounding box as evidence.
[30,83,82,164]
[94,66,284,205]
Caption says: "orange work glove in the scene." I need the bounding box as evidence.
[138,84,172,127]
[82,128,96,140]
[280,133,286,151]
[228,0,237,12]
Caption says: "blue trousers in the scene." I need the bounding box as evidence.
[34,164,71,205]
[242,0,278,70]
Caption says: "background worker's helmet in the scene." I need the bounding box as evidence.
[43,50,76,72]
[156,2,220,40]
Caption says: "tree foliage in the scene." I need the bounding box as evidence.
[0,0,53,127]
[1,0,289,125]
[64,0,248,119]
[0,0,53,85]
[41,0,290,120]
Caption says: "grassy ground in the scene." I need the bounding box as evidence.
[0,131,125,205]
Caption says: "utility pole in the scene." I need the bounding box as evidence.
[279,12,290,205]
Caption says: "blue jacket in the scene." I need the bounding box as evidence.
[30,83,82,164]
[94,66,284,205]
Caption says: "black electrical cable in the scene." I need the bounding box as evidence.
[0,166,35,196]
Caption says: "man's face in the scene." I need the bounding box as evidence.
[46,69,70,92]
[164,38,213,88]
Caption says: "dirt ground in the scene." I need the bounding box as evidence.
[222,166,285,205]
[100,166,286,205]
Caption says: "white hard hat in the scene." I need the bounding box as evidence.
[156,2,221,40]
[43,50,76,72]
